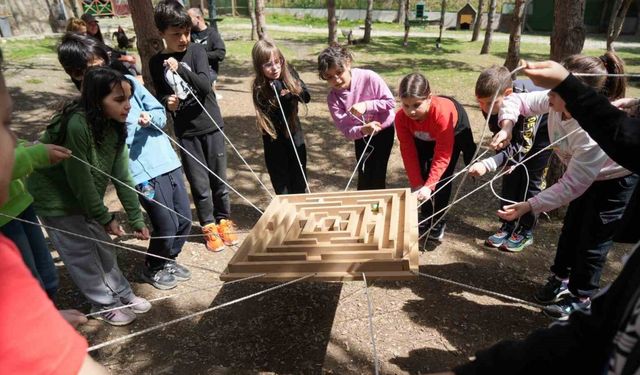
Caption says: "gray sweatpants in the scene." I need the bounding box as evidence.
[40,215,134,309]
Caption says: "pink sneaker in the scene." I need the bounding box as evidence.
[94,308,136,326]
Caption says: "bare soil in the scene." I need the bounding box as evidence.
[4,37,632,375]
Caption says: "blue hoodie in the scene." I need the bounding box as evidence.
[125,75,182,185]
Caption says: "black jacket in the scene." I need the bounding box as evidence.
[149,43,222,138]
[191,27,226,81]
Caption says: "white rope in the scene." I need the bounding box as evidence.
[149,120,264,215]
[85,273,266,318]
[271,82,311,193]
[150,230,249,239]
[0,212,221,274]
[362,273,380,375]
[574,73,640,77]
[68,154,193,224]
[87,273,316,352]
[412,270,544,309]
[345,134,375,192]
[169,69,275,199]
[416,127,581,240]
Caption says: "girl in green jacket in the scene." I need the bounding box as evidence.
[29,67,151,326]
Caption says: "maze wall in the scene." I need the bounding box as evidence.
[220,189,419,281]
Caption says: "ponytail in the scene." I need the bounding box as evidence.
[562,52,626,100]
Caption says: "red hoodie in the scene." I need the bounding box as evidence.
[395,96,458,189]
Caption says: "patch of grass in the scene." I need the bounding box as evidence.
[25,78,43,84]
[2,37,58,61]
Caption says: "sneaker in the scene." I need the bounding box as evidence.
[121,295,152,314]
[141,267,178,290]
[543,295,591,320]
[164,262,191,281]
[93,307,136,326]
[534,275,570,304]
[501,226,534,252]
[218,219,239,246]
[203,223,225,252]
[485,222,515,248]
[427,222,446,241]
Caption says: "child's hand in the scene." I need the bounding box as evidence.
[45,144,72,164]
[59,309,88,328]
[138,112,152,127]
[350,102,367,117]
[104,218,125,236]
[497,201,531,221]
[491,120,514,150]
[468,162,487,177]
[361,121,381,136]
[415,186,432,201]
[164,57,179,72]
[133,226,150,240]
[167,95,180,111]
[280,88,290,97]
[611,97,640,117]
[522,60,569,89]
[118,54,136,65]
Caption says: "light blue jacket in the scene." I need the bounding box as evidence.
[125,75,182,185]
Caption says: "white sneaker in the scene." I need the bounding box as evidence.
[94,307,137,326]
[121,295,152,314]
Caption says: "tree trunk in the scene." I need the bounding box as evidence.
[480,0,496,54]
[436,0,446,49]
[471,0,485,41]
[606,0,634,51]
[363,0,373,43]
[402,0,410,46]
[504,0,527,71]
[547,0,586,213]
[328,0,338,44]
[248,0,257,40]
[550,0,586,62]
[397,0,407,24]
[255,0,267,40]
[128,0,164,92]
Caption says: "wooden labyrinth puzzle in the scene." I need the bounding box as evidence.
[220,188,419,281]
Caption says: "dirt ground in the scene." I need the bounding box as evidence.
[4,33,634,375]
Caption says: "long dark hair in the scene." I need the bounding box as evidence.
[317,43,353,80]
[81,67,131,149]
[562,52,626,100]
[251,39,304,138]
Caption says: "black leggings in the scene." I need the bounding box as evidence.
[354,125,395,190]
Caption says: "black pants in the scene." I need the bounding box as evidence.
[499,148,552,230]
[139,168,193,271]
[416,127,475,229]
[354,125,395,190]
[178,131,231,226]
[551,173,638,298]
[263,132,307,195]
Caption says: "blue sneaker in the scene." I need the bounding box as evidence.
[501,226,534,252]
[534,275,570,304]
[543,294,591,320]
[485,222,514,248]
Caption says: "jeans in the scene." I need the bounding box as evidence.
[0,205,58,299]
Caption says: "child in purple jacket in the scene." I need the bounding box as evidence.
[318,44,395,190]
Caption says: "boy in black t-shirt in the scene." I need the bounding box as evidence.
[150,0,237,252]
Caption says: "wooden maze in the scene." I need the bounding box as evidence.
[220,189,419,281]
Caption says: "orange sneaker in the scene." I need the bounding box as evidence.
[202,223,225,252]
[217,219,239,246]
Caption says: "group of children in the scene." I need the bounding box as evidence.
[0,0,636,332]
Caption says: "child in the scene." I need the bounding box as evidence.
[396,73,476,241]
[150,0,237,252]
[317,44,395,190]
[57,32,193,291]
[468,66,552,252]
[28,67,152,326]
[0,140,70,300]
[251,39,311,195]
[496,52,638,320]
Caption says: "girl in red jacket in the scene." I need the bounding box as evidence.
[396,73,475,241]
